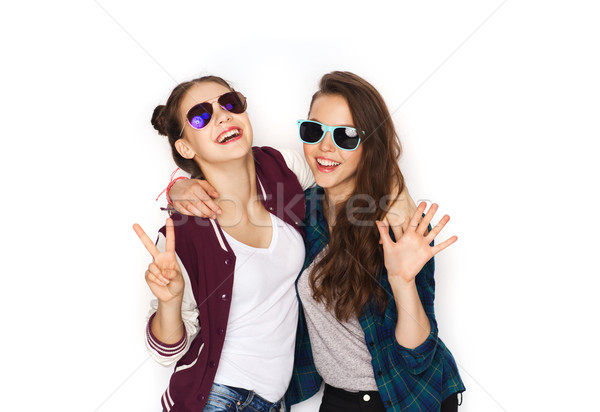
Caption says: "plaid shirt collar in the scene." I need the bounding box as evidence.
[303,186,330,269]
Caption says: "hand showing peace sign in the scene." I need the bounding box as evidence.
[376,202,457,285]
[133,218,184,303]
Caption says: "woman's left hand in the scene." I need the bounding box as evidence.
[376,202,457,285]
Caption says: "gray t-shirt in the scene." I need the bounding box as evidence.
[297,251,378,391]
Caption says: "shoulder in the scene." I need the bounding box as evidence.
[252,146,285,165]
[253,146,303,191]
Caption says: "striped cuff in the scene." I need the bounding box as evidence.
[146,312,187,357]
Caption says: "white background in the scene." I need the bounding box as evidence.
[1,1,599,411]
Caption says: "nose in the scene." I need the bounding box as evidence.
[212,103,232,126]
[318,131,335,152]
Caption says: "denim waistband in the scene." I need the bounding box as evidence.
[209,382,286,412]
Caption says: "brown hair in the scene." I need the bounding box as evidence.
[151,75,234,178]
[308,71,405,321]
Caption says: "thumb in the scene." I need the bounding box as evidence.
[375,220,393,248]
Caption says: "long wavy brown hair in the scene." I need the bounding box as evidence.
[309,71,405,321]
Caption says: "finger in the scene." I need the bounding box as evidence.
[165,218,175,253]
[407,202,427,232]
[148,263,170,284]
[162,268,180,281]
[375,220,394,248]
[431,236,458,255]
[417,203,438,235]
[146,270,167,287]
[193,184,222,215]
[188,202,218,219]
[133,224,160,260]
[425,214,450,243]
[385,216,403,242]
[172,201,194,216]
[177,200,217,219]
[199,180,220,198]
[182,202,206,218]
[379,218,385,244]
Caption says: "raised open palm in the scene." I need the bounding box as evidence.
[376,202,457,284]
[133,218,184,303]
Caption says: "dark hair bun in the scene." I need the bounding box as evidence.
[151,105,168,136]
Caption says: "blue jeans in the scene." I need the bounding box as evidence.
[203,383,287,412]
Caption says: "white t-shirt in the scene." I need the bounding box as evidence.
[213,213,305,402]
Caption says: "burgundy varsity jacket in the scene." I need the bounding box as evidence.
[146,146,306,412]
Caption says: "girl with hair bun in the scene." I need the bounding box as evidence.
[134,75,312,412]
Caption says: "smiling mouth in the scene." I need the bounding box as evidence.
[315,157,341,173]
[317,158,340,167]
[217,128,242,144]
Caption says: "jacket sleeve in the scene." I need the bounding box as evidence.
[388,256,439,375]
[279,149,316,190]
[145,232,200,367]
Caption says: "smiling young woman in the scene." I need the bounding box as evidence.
[134,75,310,412]
[288,71,465,412]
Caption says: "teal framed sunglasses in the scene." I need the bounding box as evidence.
[297,120,363,151]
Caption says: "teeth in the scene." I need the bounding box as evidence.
[317,158,340,167]
[218,129,240,143]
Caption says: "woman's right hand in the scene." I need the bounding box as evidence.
[133,218,184,303]
[169,178,221,219]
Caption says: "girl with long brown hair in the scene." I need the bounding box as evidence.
[286,71,465,412]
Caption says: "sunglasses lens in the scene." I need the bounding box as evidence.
[333,127,360,150]
[299,121,325,143]
[187,104,212,129]
[219,92,247,114]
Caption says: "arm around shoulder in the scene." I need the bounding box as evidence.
[279,149,316,190]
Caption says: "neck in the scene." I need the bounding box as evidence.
[199,154,262,219]
[323,187,354,227]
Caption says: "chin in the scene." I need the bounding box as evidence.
[314,177,335,189]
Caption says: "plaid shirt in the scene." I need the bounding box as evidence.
[286,187,465,411]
